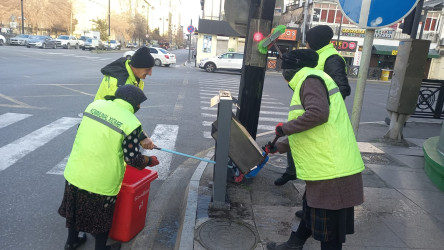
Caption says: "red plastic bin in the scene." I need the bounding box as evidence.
[109,165,158,242]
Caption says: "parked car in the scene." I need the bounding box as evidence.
[123,47,176,67]
[56,35,79,49]
[83,38,105,50]
[9,34,30,46]
[126,42,137,48]
[199,52,244,73]
[0,34,6,45]
[26,35,57,49]
[78,36,90,49]
[109,40,121,50]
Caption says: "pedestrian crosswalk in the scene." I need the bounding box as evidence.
[198,77,289,139]
[0,112,179,180]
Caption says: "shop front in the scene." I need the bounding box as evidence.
[267,28,299,71]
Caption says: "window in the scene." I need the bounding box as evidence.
[233,53,244,59]
[203,35,212,53]
[149,48,158,54]
[335,11,342,23]
[320,9,327,22]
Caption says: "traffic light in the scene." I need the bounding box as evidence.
[253,32,264,42]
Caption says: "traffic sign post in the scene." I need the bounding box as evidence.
[338,0,419,137]
[187,21,193,63]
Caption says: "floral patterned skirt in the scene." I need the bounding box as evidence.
[58,181,117,234]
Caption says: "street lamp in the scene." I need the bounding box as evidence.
[142,5,149,38]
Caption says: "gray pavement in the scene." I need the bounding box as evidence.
[175,119,444,250]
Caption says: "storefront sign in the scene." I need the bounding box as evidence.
[353,50,362,66]
[331,40,358,52]
[278,29,297,41]
[339,51,356,57]
[341,28,395,39]
[375,29,394,39]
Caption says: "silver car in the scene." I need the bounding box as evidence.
[10,34,30,46]
[27,36,57,49]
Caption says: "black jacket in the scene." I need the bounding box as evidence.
[100,57,139,87]
[324,54,351,99]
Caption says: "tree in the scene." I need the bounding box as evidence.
[131,13,146,44]
[91,18,109,41]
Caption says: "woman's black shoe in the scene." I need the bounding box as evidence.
[295,210,303,219]
[64,233,87,250]
[274,173,296,186]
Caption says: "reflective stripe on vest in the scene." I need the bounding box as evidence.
[289,87,340,111]
[64,99,141,196]
[286,67,364,181]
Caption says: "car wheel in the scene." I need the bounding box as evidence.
[205,62,216,73]
[53,44,57,49]
[42,43,46,49]
[27,45,30,48]
[75,43,79,49]
[66,44,70,49]
[154,59,162,66]
[165,64,170,67]
[82,48,85,51]
[0,40,4,45]
[126,55,131,60]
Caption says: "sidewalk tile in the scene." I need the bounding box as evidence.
[396,188,444,224]
[367,164,440,192]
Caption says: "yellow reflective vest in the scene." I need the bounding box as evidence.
[94,60,144,101]
[287,67,364,181]
[64,99,141,196]
[315,43,346,72]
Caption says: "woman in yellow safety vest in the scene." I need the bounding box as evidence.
[265,49,364,250]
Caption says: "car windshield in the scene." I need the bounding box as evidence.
[86,38,92,42]
[58,35,69,40]
[18,34,29,38]
[110,40,116,43]
[159,48,169,54]
[38,36,48,40]
[28,35,39,39]
[80,36,88,41]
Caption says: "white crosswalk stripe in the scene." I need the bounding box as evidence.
[0,113,32,129]
[0,117,81,171]
[198,76,288,139]
[142,124,179,180]
[1,113,180,180]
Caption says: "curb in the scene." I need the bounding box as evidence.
[176,151,214,250]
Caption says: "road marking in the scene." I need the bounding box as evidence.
[0,92,34,108]
[46,155,69,175]
[260,110,288,116]
[0,117,81,171]
[0,113,32,129]
[203,131,212,138]
[260,106,289,110]
[257,125,275,131]
[143,124,179,180]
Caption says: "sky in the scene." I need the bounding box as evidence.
[180,0,202,32]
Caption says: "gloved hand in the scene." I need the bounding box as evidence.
[147,156,159,167]
[275,122,285,137]
[262,141,278,154]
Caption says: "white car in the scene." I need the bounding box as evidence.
[56,35,79,49]
[199,52,244,73]
[0,34,6,45]
[123,47,176,67]
[10,34,30,46]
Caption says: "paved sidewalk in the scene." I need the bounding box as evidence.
[176,120,444,250]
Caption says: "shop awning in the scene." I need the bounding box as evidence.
[372,45,440,58]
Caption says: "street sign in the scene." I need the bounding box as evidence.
[187,25,195,33]
[338,0,419,29]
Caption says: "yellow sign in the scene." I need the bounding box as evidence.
[391,50,398,55]
[341,28,365,34]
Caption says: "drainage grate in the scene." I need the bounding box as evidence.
[196,219,258,250]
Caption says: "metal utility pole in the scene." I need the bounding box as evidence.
[237,0,276,139]
[301,0,309,44]
[351,29,375,136]
[108,0,111,36]
[20,0,24,34]
[188,19,192,63]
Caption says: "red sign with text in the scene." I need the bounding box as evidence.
[330,40,358,52]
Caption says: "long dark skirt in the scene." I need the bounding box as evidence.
[302,194,355,243]
[58,181,117,235]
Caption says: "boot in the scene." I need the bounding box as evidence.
[274,173,296,186]
[267,231,305,250]
[64,233,87,250]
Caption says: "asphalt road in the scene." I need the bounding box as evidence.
[0,45,393,249]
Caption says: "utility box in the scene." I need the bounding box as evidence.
[386,39,430,114]
[211,116,264,174]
